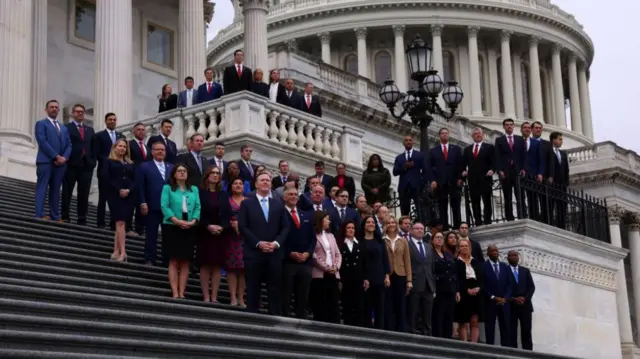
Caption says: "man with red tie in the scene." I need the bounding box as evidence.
[494,118,526,221]
[195,67,223,104]
[427,127,463,230]
[223,49,253,95]
[127,123,150,236]
[461,127,496,226]
[299,82,322,117]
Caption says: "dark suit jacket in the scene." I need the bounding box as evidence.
[483,260,512,300]
[495,134,526,175]
[237,160,256,183]
[209,157,228,173]
[195,82,223,104]
[427,144,463,186]
[136,161,171,211]
[550,148,569,186]
[299,93,322,117]
[269,82,289,106]
[129,139,150,164]
[147,135,178,164]
[303,173,334,193]
[158,94,178,113]
[283,207,316,265]
[178,89,198,108]
[65,122,96,169]
[523,138,544,177]
[299,194,334,212]
[393,149,427,192]
[534,137,554,179]
[176,152,211,188]
[456,257,484,296]
[271,174,289,190]
[328,206,361,235]
[223,65,253,95]
[509,265,535,312]
[252,82,269,98]
[461,143,495,186]
[283,90,302,110]
[329,175,356,204]
[198,188,231,229]
[92,130,125,171]
[238,196,290,260]
[408,238,436,293]
[468,238,484,262]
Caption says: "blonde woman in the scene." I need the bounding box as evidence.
[382,216,412,332]
[455,238,484,342]
[100,139,135,262]
[251,68,269,98]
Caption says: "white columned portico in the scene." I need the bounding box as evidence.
[551,44,566,127]
[241,0,269,74]
[608,207,635,346]
[178,0,206,91]
[567,54,582,134]
[354,27,368,78]
[578,65,594,140]
[467,26,483,116]
[627,215,640,344]
[528,36,543,123]
[318,32,331,64]
[430,24,444,109]
[94,0,133,131]
[0,0,34,145]
[500,30,516,119]
[31,0,48,132]
[392,25,407,92]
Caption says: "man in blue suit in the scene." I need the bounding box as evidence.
[521,122,545,220]
[195,67,223,105]
[328,188,360,235]
[137,141,172,266]
[483,245,512,347]
[209,142,228,178]
[427,128,463,230]
[34,100,72,221]
[178,76,198,108]
[393,135,427,217]
[146,119,178,164]
[507,250,536,350]
[495,118,526,221]
[238,172,290,315]
[237,144,256,182]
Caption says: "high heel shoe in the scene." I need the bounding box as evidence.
[110,252,119,260]
[116,254,127,262]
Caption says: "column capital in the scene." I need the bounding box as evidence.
[239,0,270,11]
[430,24,444,36]
[529,36,541,47]
[551,43,563,56]
[392,25,405,37]
[609,205,626,225]
[354,27,367,40]
[629,212,640,231]
[467,26,480,37]
[285,38,298,50]
[318,32,331,45]
[568,52,578,64]
[500,30,513,41]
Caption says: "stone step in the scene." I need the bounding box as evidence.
[0,349,142,359]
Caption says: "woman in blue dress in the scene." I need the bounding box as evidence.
[222,161,251,195]
[101,139,135,262]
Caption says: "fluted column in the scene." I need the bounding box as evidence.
[354,27,368,78]
[467,26,483,116]
[30,0,47,136]
[528,36,543,123]
[179,0,206,91]
[567,54,582,134]
[500,30,516,119]
[0,0,34,145]
[318,32,331,64]
[551,45,566,127]
[628,214,640,343]
[431,24,444,108]
[608,207,634,345]
[512,53,524,120]
[392,25,407,92]
[95,0,132,130]
[241,0,269,74]
[487,49,500,116]
[578,65,594,140]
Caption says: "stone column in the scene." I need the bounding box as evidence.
[487,48,500,116]
[94,0,133,131]
[628,213,640,344]
[512,53,524,120]
[318,32,331,64]
[578,65,594,140]
[528,36,543,123]
[392,25,407,92]
[467,26,483,116]
[0,0,34,145]
[500,30,516,119]
[551,45,566,127]
[431,24,444,108]
[178,0,206,91]
[354,27,368,78]
[608,206,635,345]
[567,54,582,134]
[31,0,47,134]
[241,0,269,74]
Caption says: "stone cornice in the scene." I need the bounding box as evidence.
[570,167,640,189]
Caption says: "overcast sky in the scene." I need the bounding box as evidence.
[206,0,640,153]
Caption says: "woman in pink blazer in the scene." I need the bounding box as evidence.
[310,210,342,323]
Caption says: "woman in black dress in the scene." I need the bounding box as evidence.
[431,231,459,338]
[339,220,366,327]
[358,215,391,329]
[197,167,231,303]
[251,68,269,98]
[101,139,135,262]
[158,84,178,113]
[455,238,484,342]
[360,154,391,205]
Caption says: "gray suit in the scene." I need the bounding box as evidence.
[407,237,436,335]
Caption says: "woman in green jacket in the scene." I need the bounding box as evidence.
[161,164,201,299]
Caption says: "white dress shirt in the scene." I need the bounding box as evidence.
[269,83,279,102]
[154,160,166,180]
[473,141,483,152]
[441,143,449,153]
[525,137,530,151]
[344,237,357,252]
[385,235,401,251]
[320,231,333,267]
[181,195,188,213]
[185,89,194,107]
[405,148,413,161]
[256,194,280,248]
[459,257,477,279]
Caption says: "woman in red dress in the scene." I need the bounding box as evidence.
[226,177,247,307]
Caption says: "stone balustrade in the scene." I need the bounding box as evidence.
[568,141,640,176]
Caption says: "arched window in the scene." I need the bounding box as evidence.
[479,55,486,112]
[374,51,392,85]
[497,58,504,114]
[442,51,455,83]
[344,54,358,75]
[521,61,530,119]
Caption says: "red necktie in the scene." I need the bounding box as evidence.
[306,95,311,109]
[139,141,146,160]
[78,124,85,156]
[473,144,479,158]
[237,65,242,78]
[508,136,514,151]
[207,83,212,93]
[290,208,300,229]
[443,145,448,161]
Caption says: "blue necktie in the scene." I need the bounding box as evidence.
[260,198,269,221]
[418,241,425,260]
[514,267,519,284]
[494,263,500,276]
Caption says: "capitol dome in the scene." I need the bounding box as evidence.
[207,0,594,149]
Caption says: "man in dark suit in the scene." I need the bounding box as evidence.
[507,250,536,350]
[483,245,512,347]
[461,127,495,226]
[328,188,361,235]
[299,182,334,212]
[267,69,289,106]
[238,172,290,315]
[237,143,256,182]
[494,118,526,221]
[127,122,151,235]
[281,187,315,318]
[34,100,72,221]
[521,122,545,220]
[427,128,463,230]
[458,222,484,261]
[176,134,209,186]
[147,119,178,164]
[195,67,223,104]
[393,135,426,217]
[137,141,172,266]
[299,82,322,117]
[407,222,435,335]
[303,161,334,194]
[271,160,290,190]
[283,78,302,110]
[548,132,570,229]
[61,104,96,225]
[178,76,198,108]
[531,121,554,224]
[92,112,124,229]
[330,162,356,205]
[208,142,228,178]
[223,49,253,95]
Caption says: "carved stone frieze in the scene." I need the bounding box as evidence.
[608,205,626,225]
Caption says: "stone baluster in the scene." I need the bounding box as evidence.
[277,114,288,144]
[267,110,279,141]
[296,120,307,149]
[184,114,197,141]
[123,130,133,141]
[313,126,324,154]
[305,123,316,152]
[287,116,298,146]
[330,132,341,159]
[215,105,226,136]
[196,112,208,139]
[205,108,218,140]
[322,129,332,157]
[144,125,153,142]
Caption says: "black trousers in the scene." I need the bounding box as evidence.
[310,273,341,324]
[96,174,113,229]
[485,303,511,347]
[435,184,461,230]
[364,284,385,329]
[341,279,365,327]
[552,186,568,230]
[282,262,312,319]
[510,304,533,350]
[408,289,434,335]
[500,170,523,221]
[245,254,282,315]
[399,186,419,217]
[61,164,93,224]
[432,291,455,338]
[384,274,407,332]
[469,180,493,226]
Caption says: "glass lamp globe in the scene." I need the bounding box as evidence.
[442,82,464,106]
[379,80,401,105]
[422,71,444,97]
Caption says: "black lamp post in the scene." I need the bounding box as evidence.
[379,34,464,154]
